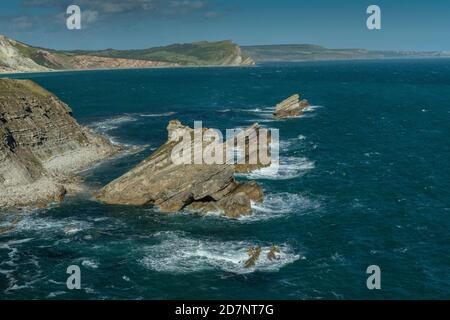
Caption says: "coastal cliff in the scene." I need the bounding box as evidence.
[0,78,119,208]
[0,35,254,74]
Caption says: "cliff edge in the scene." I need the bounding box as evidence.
[0,35,254,74]
[0,78,119,208]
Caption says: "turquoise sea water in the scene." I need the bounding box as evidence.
[1,59,449,299]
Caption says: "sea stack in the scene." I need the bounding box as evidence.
[96,120,267,218]
[0,78,119,209]
[273,94,310,119]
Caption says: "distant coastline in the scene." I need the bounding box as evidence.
[2,33,450,75]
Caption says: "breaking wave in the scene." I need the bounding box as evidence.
[238,156,315,180]
[89,112,176,132]
[139,231,301,274]
[244,192,321,221]
[279,134,307,150]
[89,115,137,133]
[303,105,323,112]
[13,214,93,237]
[139,112,177,117]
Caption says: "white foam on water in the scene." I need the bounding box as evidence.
[247,107,272,113]
[279,134,307,150]
[303,105,323,112]
[139,112,177,117]
[15,215,93,236]
[242,192,320,221]
[237,156,315,180]
[47,291,67,298]
[139,231,301,274]
[81,259,99,269]
[0,239,43,294]
[89,115,137,132]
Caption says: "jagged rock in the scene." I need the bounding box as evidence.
[267,245,280,261]
[232,123,272,173]
[244,246,262,268]
[97,120,266,218]
[0,78,119,209]
[273,94,310,119]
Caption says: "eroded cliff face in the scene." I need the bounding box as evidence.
[0,36,51,73]
[0,78,119,208]
[97,120,268,218]
[219,45,255,66]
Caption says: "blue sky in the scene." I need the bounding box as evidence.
[0,0,449,51]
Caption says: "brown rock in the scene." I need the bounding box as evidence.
[244,246,262,268]
[97,120,266,218]
[0,78,119,209]
[273,94,310,119]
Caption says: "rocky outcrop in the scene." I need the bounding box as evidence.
[0,78,119,208]
[273,94,310,119]
[97,120,268,218]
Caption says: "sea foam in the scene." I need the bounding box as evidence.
[237,156,315,180]
[139,231,301,274]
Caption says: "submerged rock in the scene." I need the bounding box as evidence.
[97,120,269,218]
[273,93,310,119]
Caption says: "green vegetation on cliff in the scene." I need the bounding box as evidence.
[242,44,450,62]
[63,40,252,66]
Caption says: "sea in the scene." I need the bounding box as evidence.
[1,59,449,299]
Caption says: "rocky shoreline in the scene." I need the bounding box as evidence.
[96,120,270,218]
[0,78,121,209]
[1,78,309,218]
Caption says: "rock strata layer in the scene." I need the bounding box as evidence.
[0,78,119,208]
[273,94,310,119]
[97,120,269,218]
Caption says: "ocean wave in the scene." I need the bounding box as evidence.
[139,231,301,274]
[81,259,99,269]
[201,192,320,222]
[0,238,42,294]
[89,115,137,133]
[14,215,93,236]
[237,156,314,180]
[139,112,177,117]
[245,192,320,221]
[303,105,323,112]
[279,134,307,150]
[88,113,164,147]
[89,111,176,131]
